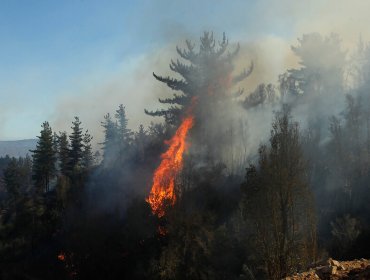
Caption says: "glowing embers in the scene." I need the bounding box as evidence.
[146,116,194,217]
[58,251,66,262]
[57,251,77,278]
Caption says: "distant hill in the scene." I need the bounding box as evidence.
[0,139,37,158]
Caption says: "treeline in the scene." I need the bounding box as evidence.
[1,32,370,280]
[0,104,173,279]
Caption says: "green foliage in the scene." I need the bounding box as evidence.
[115,104,133,146]
[0,155,57,278]
[66,116,93,177]
[31,121,56,193]
[68,117,84,174]
[100,105,133,167]
[3,156,32,199]
[57,131,70,176]
[82,130,93,170]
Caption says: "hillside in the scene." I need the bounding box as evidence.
[0,139,37,158]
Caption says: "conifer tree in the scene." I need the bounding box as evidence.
[3,156,32,202]
[145,32,253,125]
[68,117,84,173]
[31,121,56,193]
[115,104,133,160]
[57,131,70,177]
[115,105,132,143]
[1,156,35,262]
[145,32,253,167]
[82,130,93,170]
[4,158,22,199]
[20,155,33,189]
[134,124,148,162]
[280,33,345,98]
[100,113,119,166]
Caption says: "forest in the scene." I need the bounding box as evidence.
[1,32,370,280]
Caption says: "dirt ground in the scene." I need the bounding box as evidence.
[284,258,370,280]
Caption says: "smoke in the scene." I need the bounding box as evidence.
[3,0,370,146]
[250,0,370,48]
[49,36,296,152]
[51,46,177,148]
[48,0,370,178]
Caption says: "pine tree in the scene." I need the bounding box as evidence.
[82,130,93,170]
[3,158,22,199]
[115,104,133,160]
[57,131,70,177]
[134,124,148,162]
[20,155,33,189]
[1,156,36,261]
[145,31,253,125]
[55,132,71,209]
[115,105,132,143]
[31,121,56,193]
[145,32,253,167]
[100,113,119,166]
[136,124,147,139]
[68,117,84,174]
[280,33,345,98]
[3,156,32,201]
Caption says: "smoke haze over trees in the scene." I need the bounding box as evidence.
[2,28,370,280]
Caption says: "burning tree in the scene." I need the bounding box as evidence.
[145,31,252,125]
[146,115,194,217]
[146,32,253,216]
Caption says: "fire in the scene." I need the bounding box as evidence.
[146,115,194,217]
[58,252,66,261]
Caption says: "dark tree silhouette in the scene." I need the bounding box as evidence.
[57,132,69,177]
[68,117,84,174]
[31,122,56,193]
[241,107,317,279]
[145,31,253,125]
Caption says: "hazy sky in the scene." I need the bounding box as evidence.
[0,0,368,141]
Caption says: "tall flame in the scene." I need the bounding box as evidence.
[146,115,194,217]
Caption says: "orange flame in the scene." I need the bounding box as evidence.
[58,252,66,261]
[146,115,194,217]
